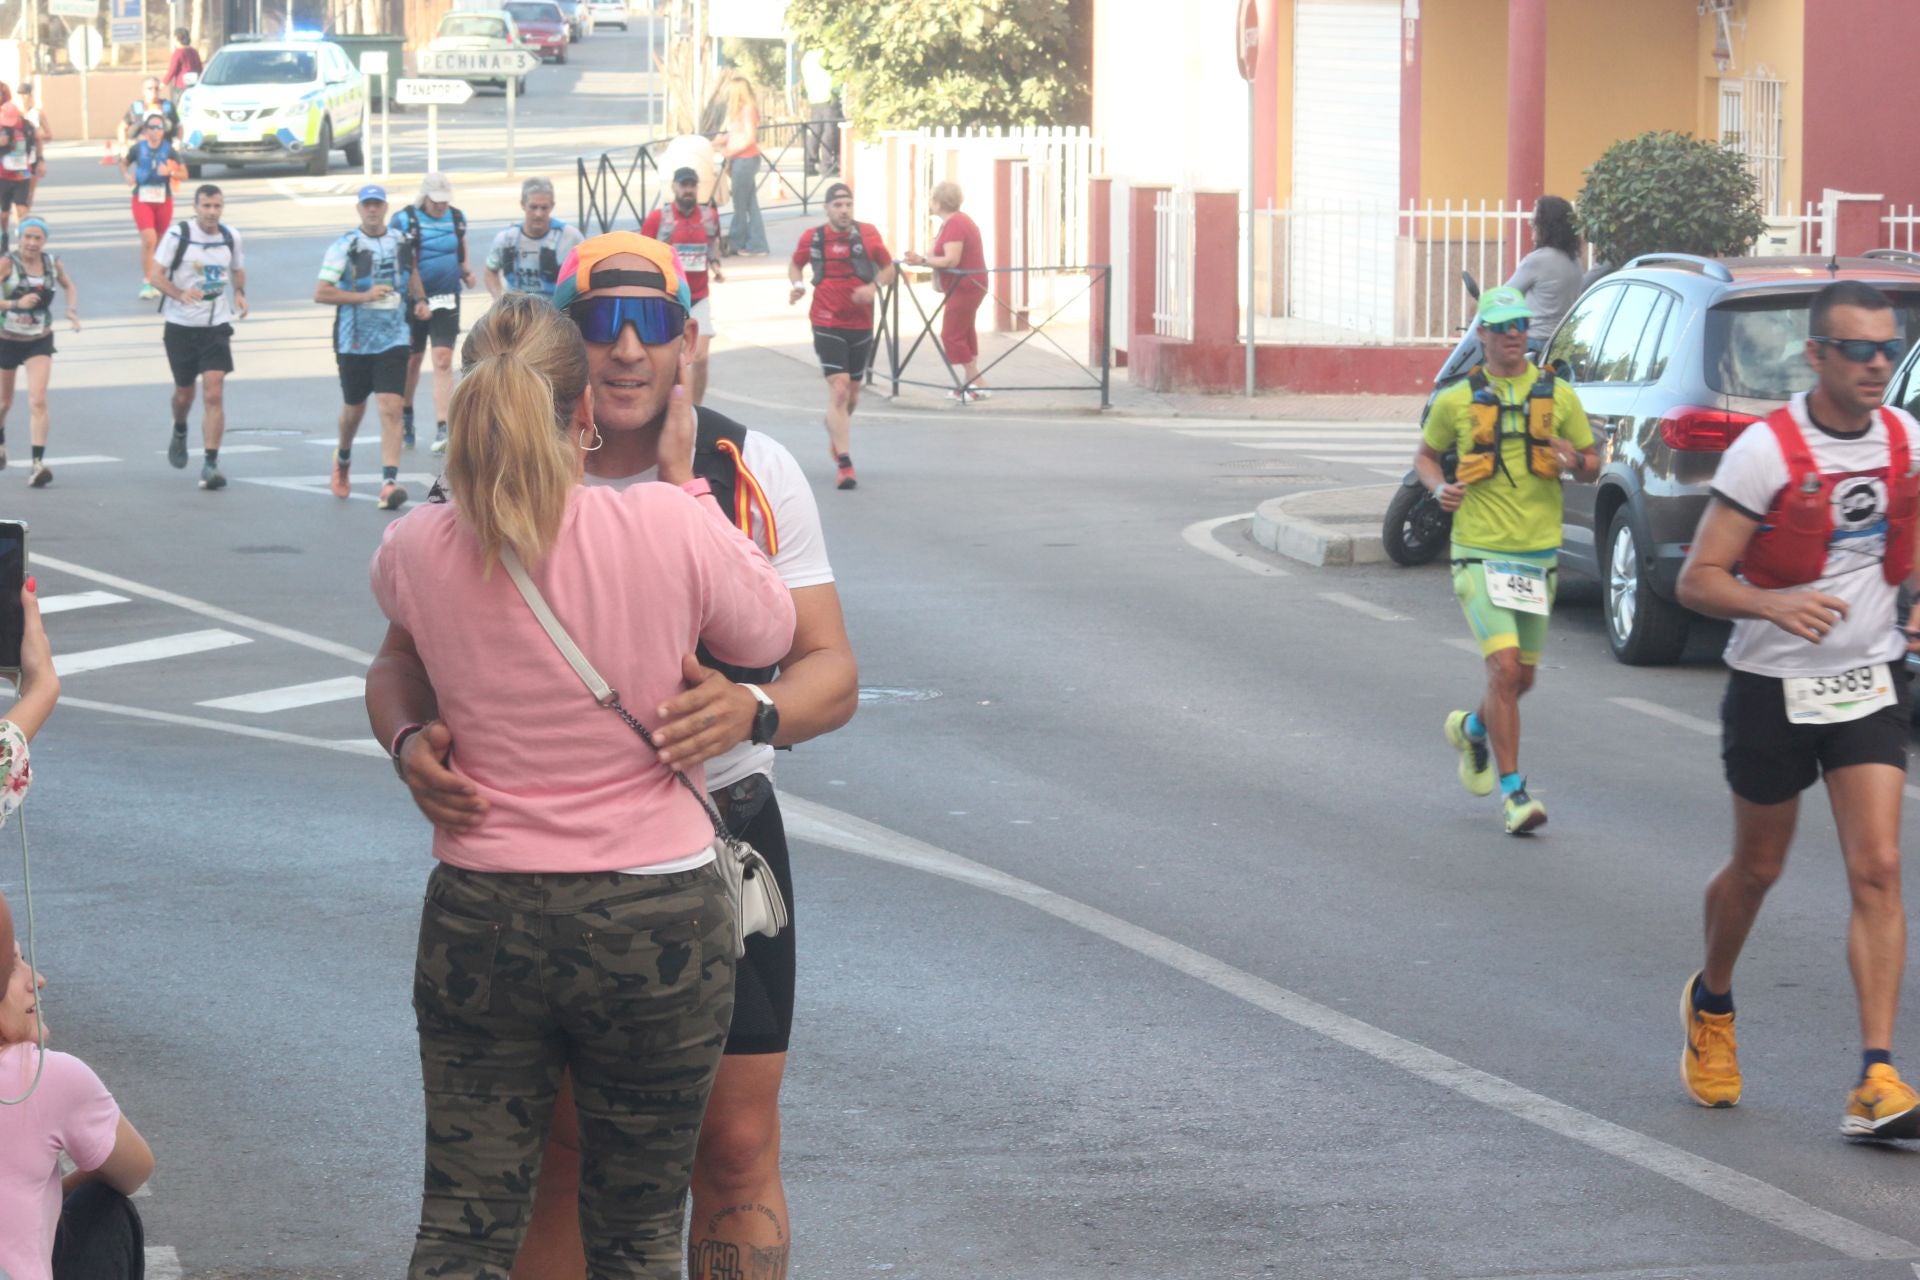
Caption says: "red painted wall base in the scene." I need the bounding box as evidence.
[1126,336,1439,396]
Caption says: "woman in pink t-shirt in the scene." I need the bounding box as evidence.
[907,181,990,401]
[367,294,793,1277]
[0,586,156,1280]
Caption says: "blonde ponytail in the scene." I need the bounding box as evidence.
[446,294,589,569]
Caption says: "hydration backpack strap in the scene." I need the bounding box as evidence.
[167,220,193,276]
[1882,405,1910,479]
[1767,412,1817,494]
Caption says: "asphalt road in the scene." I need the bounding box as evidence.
[7,21,1920,1280]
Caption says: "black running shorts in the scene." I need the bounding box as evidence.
[163,322,234,387]
[812,325,872,380]
[336,346,409,406]
[0,178,32,214]
[408,297,461,353]
[713,775,795,1056]
[0,333,53,369]
[1721,665,1912,806]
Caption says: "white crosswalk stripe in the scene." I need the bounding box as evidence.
[58,628,252,676]
[37,590,130,615]
[198,675,366,714]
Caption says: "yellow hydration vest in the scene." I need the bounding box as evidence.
[1454,366,1562,486]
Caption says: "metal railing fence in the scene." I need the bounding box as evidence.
[871,266,1114,409]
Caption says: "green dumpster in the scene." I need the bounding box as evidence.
[328,33,408,113]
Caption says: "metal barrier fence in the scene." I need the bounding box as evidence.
[577,119,842,235]
[870,265,1113,409]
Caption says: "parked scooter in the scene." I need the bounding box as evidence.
[1383,272,1481,566]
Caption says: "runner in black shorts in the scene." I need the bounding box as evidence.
[407,298,459,353]
[789,183,895,490]
[149,185,244,490]
[1676,279,1920,1138]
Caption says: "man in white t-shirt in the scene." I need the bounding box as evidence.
[482,175,583,302]
[383,233,856,1280]
[146,183,245,491]
[1676,279,1920,1138]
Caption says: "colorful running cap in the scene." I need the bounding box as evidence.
[357,183,388,204]
[552,231,692,312]
[1476,285,1532,326]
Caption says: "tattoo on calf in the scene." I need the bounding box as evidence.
[694,1203,790,1280]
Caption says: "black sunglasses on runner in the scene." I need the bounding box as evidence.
[1811,335,1904,363]
[566,295,686,346]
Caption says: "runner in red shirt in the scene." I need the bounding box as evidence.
[641,166,724,404]
[788,182,894,490]
[907,180,989,402]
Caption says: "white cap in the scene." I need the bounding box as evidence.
[420,172,454,203]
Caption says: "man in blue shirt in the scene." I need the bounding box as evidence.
[314,184,410,510]
[395,172,473,454]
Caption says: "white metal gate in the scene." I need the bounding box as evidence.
[1719,68,1787,216]
[1289,0,1401,337]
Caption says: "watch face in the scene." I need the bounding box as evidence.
[753,700,778,745]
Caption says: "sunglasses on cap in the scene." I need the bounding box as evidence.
[1482,317,1530,335]
[567,294,687,346]
[1812,335,1904,363]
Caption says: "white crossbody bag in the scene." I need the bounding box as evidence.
[501,547,789,958]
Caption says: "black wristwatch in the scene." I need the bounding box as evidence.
[745,683,779,746]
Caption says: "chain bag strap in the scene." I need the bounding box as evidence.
[500,547,788,959]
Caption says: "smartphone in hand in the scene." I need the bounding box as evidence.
[0,520,27,672]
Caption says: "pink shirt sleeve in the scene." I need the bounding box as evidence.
[46,1051,121,1171]
[369,518,414,632]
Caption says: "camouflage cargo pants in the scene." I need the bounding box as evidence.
[409,860,736,1280]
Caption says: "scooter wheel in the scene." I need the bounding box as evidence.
[1382,483,1451,567]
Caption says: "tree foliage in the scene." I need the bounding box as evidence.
[785,0,1089,133]
[1575,131,1769,266]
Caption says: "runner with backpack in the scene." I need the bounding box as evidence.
[393,172,474,454]
[787,182,894,490]
[0,104,43,256]
[121,113,185,301]
[482,175,582,304]
[0,217,78,488]
[146,184,245,492]
[641,166,724,404]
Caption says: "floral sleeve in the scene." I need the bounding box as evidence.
[0,719,30,824]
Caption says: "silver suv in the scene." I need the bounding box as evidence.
[1544,253,1920,664]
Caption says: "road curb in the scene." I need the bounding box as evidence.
[1252,484,1398,567]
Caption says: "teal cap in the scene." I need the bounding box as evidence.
[1477,285,1532,325]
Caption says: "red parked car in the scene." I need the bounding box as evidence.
[504,0,569,61]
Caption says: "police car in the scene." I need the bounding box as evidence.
[177,35,366,178]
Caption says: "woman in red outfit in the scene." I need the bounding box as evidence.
[906,181,989,401]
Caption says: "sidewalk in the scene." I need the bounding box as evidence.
[714,203,1431,424]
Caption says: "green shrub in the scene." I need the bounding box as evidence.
[1576,130,1769,266]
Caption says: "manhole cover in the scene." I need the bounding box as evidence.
[858,686,941,704]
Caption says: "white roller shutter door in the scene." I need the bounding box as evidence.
[1291,0,1401,338]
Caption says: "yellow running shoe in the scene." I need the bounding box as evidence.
[1842,1063,1920,1139]
[1680,971,1741,1108]
[1502,786,1547,835]
[1444,710,1495,796]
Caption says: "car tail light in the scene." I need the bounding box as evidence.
[1659,406,1761,452]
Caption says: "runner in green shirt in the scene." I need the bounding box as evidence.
[1414,285,1599,834]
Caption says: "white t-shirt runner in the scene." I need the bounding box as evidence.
[584,424,835,791]
[1711,391,1920,677]
[153,220,245,328]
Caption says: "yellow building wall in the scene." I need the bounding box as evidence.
[1409,0,1805,207]
[1544,0,1696,201]
[1695,0,1803,211]
[1418,0,1506,204]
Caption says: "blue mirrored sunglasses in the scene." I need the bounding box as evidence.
[1812,336,1904,363]
[1482,317,1530,335]
[567,295,686,346]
